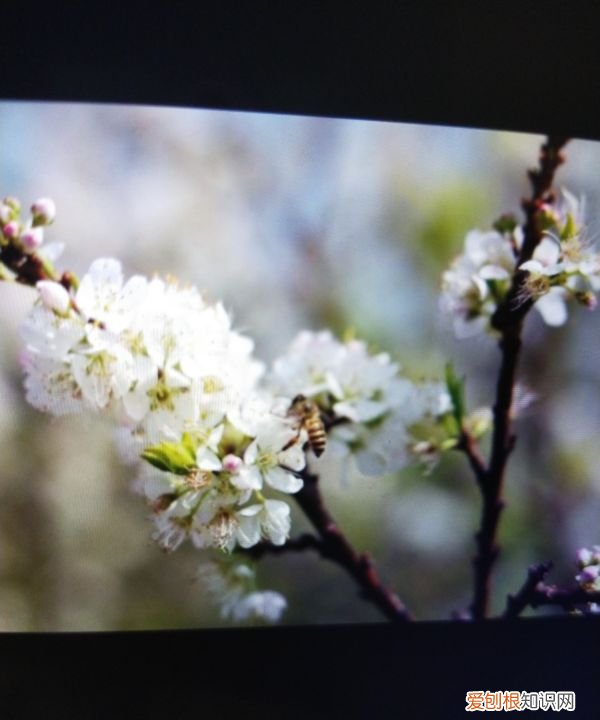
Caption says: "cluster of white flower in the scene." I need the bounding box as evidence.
[440,189,600,337]
[440,227,517,337]
[269,330,453,476]
[12,196,476,621]
[19,254,307,555]
[197,560,287,623]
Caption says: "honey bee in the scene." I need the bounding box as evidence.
[286,394,327,457]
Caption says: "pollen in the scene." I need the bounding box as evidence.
[523,273,551,299]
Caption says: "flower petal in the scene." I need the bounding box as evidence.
[265,466,303,493]
[535,288,568,326]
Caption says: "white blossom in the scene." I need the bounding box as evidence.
[236,417,305,494]
[236,499,292,547]
[442,191,600,334]
[36,280,71,315]
[197,561,287,623]
[440,229,516,337]
[230,591,287,622]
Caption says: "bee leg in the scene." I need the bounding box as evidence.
[281,432,302,452]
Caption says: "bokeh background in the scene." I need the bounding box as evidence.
[1,102,600,630]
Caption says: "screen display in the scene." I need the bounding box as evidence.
[1,101,599,631]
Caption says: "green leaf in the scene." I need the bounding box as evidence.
[445,362,466,430]
[141,436,197,475]
[560,212,578,240]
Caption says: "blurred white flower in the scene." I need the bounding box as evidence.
[230,591,287,622]
[36,280,71,315]
[197,561,287,623]
[440,229,516,337]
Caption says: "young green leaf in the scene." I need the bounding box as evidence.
[445,362,466,431]
[141,437,198,475]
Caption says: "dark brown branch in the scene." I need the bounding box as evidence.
[470,136,570,621]
[0,242,59,285]
[528,585,600,612]
[293,468,413,622]
[504,562,600,616]
[503,561,553,618]
[241,533,326,560]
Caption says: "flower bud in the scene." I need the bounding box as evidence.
[21,226,44,251]
[0,204,12,224]
[2,220,20,239]
[492,213,518,234]
[575,291,597,310]
[223,454,243,474]
[538,204,560,230]
[3,196,21,213]
[412,440,437,459]
[36,280,71,314]
[575,547,592,567]
[31,198,56,225]
[464,406,493,438]
[577,565,600,585]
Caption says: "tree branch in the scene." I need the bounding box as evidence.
[242,532,326,559]
[293,468,413,622]
[456,430,487,490]
[0,241,59,285]
[529,585,600,612]
[503,561,553,618]
[504,562,600,616]
[470,136,570,621]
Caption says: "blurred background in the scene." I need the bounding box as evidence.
[1,102,600,630]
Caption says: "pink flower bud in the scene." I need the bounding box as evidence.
[31,198,56,225]
[223,454,243,474]
[36,280,71,314]
[21,227,44,251]
[3,220,19,239]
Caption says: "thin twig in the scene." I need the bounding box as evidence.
[470,136,570,621]
[293,468,413,622]
[242,533,326,559]
[456,430,487,490]
[528,585,600,612]
[504,562,600,615]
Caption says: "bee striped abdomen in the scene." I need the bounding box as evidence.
[305,414,327,456]
[288,394,328,457]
